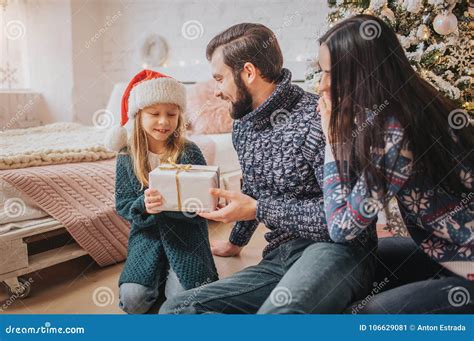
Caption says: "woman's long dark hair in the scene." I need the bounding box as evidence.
[319,14,473,198]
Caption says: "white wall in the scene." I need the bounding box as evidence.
[25,0,75,124]
[22,0,329,126]
[70,0,108,124]
[100,0,329,81]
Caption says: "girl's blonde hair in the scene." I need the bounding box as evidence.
[128,107,187,189]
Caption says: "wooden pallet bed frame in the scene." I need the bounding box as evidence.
[0,220,88,298]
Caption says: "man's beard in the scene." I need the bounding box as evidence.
[230,74,253,119]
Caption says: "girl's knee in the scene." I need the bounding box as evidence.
[119,283,158,314]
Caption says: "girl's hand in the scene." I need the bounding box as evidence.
[144,188,163,214]
[317,92,331,142]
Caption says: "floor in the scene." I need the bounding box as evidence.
[0,222,268,314]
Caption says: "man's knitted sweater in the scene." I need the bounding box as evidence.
[116,141,218,289]
[229,68,377,257]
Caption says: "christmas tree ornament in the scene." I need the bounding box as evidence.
[417,24,431,40]
[433,11,458,35]
[307,0,471,118]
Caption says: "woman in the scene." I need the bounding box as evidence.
[317,14,473,313]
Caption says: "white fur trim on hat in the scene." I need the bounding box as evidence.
[104,125,128,152]
[127,77,187,119]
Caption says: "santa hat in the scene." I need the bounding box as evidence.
[104,69,187,152]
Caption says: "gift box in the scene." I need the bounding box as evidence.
[149,161,220,213]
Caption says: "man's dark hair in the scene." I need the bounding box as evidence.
[206,23,283,83]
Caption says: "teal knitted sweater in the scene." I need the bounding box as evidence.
[115,141,218,289]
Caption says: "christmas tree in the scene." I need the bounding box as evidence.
[305,0,472,236]
[306,0,472,121]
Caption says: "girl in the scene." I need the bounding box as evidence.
[317,15,473,313]
[106,70,218,314]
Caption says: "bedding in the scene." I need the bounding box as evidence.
[185,79,233,134]
[0,122,115,170]
[0,216,59,236]
[0,178,48,224]
[0,159,129,266]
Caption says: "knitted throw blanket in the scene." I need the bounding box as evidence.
[0,122,116,170]
[0,159,130,266]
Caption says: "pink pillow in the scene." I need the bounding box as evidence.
[185,79,233,134]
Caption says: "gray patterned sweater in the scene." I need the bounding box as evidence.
[229,68,377,256]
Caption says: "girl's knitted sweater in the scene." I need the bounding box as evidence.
[116,141,218,289]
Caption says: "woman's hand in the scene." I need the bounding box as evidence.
[317,92,332,142]
[144,188,163,214]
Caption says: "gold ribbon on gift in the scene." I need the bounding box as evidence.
[158,157,218,211]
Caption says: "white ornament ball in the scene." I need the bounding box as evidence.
[433,12,458,35]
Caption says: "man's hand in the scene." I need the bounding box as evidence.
[211,240,243,257]
[144,188,163,214]
[198,188,257,223]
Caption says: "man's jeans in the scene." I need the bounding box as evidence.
[160,238,375,314]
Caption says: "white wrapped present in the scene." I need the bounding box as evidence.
[149,161,220,213]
